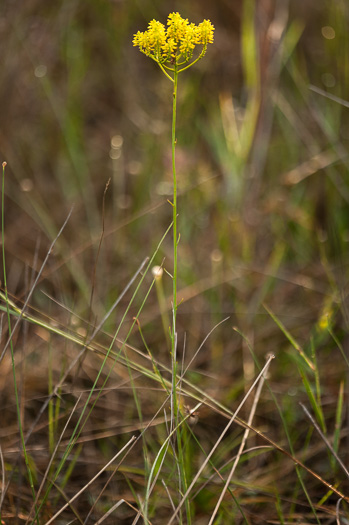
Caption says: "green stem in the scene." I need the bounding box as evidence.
[158,61,174,83]
[172,65,178,362]
[170,65,192,524]
[171,66,179,442]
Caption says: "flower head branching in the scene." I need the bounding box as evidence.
[133,12,214,80]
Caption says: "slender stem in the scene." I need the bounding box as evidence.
[170,63,178,436]
[170,64,192,523]
[158,62,174,82]
[172,64,178,361]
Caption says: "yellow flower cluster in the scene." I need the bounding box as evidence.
[133,12,214,66]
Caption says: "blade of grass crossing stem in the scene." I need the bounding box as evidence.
[1,162,39,523]
[0,301,230,419]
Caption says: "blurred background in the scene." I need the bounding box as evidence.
[2,0,349,372]
[1,0,349,522]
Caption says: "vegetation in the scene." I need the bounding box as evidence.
[1,1,349,523]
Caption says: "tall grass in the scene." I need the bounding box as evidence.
[1,0,349,523]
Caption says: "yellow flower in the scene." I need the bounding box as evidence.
[167,12,189,42]
[179,23,197,60]
[133,12,214,69]
[132,19,167,61]
[196,20,215,45]
[162,37,178,60]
